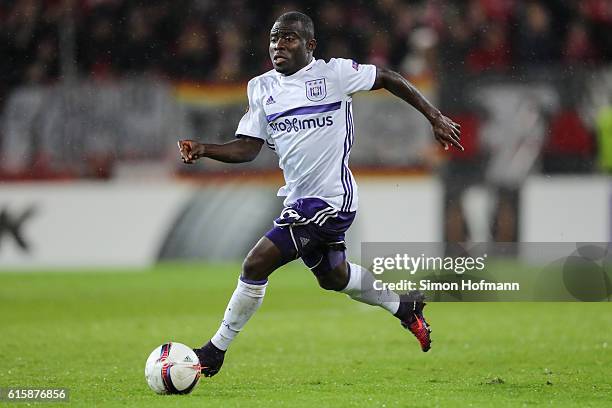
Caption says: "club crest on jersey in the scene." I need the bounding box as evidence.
[305,78,326,102]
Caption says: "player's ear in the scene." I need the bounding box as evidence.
[306,38,316,53]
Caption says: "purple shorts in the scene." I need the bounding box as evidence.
[265,198,355,273]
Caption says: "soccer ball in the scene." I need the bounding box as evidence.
[144,342,201,394]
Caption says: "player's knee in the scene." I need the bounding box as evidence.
[316,274,345,291]
[242,251,268,281]
[315,264,348,291]
[310,252,349,291]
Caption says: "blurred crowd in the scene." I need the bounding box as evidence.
[2,0,612,93]
[2,0,612,243]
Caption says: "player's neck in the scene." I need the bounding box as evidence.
[281,57,314,77]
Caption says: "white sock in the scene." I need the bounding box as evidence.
[341,262,400,314]
[210,278,267,351]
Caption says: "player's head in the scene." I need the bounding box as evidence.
[269,11,316,75]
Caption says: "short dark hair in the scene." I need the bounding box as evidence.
[276,11,315,40]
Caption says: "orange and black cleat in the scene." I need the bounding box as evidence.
[400,291,432,352]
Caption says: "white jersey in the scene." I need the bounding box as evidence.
[236,58,376,212]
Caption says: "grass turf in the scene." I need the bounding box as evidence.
[1,263,611,407]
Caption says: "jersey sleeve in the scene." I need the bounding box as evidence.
[331,58,377,95]
[235,79,268,140]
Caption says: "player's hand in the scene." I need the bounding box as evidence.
[430,114,463,152]
[177,140,205,164]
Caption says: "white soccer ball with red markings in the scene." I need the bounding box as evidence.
[144,342,201,394]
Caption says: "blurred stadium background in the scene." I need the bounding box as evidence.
[1,0,612,268]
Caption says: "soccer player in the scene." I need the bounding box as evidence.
[178,11,463,377]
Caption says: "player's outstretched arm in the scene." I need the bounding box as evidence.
[372,67,464,151]
[177,136,264,164]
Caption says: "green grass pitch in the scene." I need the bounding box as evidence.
[1,263,611,407]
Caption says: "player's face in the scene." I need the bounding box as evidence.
[269,21,313,75]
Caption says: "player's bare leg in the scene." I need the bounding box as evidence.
[315,256,431,352]
[194,237,286,377]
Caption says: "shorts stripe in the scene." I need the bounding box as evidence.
[314,212,335,226]
[313,209,339,226]
[274,206,337,227]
